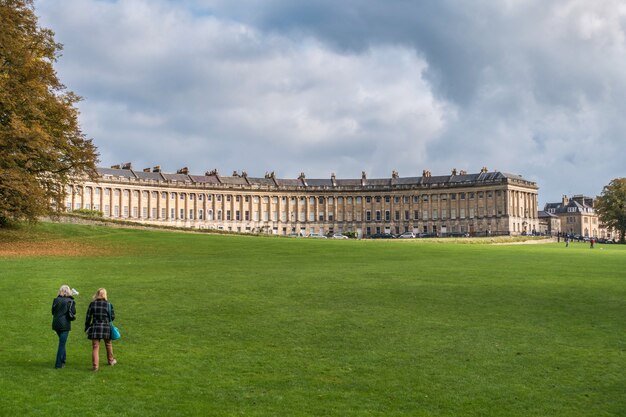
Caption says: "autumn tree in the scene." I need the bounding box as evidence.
[595,178,626,244]
[0,0,98,226]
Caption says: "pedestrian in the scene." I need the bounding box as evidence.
[565,236,569,247]
[51,284,76,369]
[85,288,117,371]
[590,238,595,249]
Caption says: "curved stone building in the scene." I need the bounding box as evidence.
[64,164,539,237]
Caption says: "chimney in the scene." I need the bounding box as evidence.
[143,168,151,172]
[451,168,457,176]
[392,170,399,179]
[110,164,121,169]
[177,167,189,175]
[331,172,337,187]
[562,195,569,206]
[152,166,161,172]
[122,162,132,170]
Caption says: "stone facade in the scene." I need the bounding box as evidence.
[543,195,613,238]
[63,165,539,237]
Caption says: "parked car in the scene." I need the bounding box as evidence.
[331,233,349,239]
[369,233,395,239]
[308,233,327,239]
[417,233,437,238]
[446,232,470,238]
[397,232,416,239]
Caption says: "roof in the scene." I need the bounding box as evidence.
[93,167,536,190]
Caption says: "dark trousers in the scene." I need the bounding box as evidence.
[55,330,69,368]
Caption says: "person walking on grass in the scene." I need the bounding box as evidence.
[51,285,76,369]
[85,288,117,371]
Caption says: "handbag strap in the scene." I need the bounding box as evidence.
[107,302,112,322]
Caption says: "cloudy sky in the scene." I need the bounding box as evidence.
[35,0,626,205]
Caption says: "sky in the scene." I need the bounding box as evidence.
[35,0,626,206]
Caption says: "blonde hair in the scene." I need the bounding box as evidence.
[93,288,108,301]
[58,285,72,297]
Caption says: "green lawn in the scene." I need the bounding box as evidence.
[0,222,624,416]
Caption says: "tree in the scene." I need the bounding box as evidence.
[0,0,98,226]
[595,178,626,244]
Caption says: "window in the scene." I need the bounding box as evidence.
[180,193,185,200]
[142,207,148,218]
[272,197,278,203]
[318,197,325,204]
[366,211,371,221]
[376,211,381,221]
[236,196,241,202]
[226,210,231,221]
[403,196,409,203]
[236,211,241,221]
[460,193,466,200]
[366,196,371,203]
[318,213,324,221]
[217,210,222,220]
[160,208,165,218]
[404,210,410,221]
[385,211,390,221]
[423,195,429,202]
[179,208,184,219]
[413,210,418,220]
[123,206,129,217]
[432,209,438,220]
[199,210,204,220]
[451,193,456,200]
[170,208,175,219]
[376,196,382,203]
[356,197,362,203]
[413,196,419,203]
[328,213,334,221]
[189,209,194,220]
[329,197,334,204]
[347,197,352,204]
[245,211,250,221]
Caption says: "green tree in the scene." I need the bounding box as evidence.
[595,178,626,244]
[0,0,98,226]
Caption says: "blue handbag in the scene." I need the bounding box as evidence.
[108,303,121,341]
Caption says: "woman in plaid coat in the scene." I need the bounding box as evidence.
[85,288,117,371]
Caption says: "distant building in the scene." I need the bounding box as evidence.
[63,164,539,237]
[542,195,613,238]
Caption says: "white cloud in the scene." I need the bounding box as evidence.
[35,0,626,205]
[37,0,445,178]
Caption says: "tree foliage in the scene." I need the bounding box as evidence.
[0,0,98,226]
[595,178,626,243]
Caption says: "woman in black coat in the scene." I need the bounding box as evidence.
[51,285,76,368]
[85,288,117,371]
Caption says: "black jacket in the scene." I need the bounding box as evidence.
[52,296,76,332]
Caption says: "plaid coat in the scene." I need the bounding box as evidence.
[85,299,115,340]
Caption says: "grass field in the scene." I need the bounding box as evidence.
[0,222,624,417]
